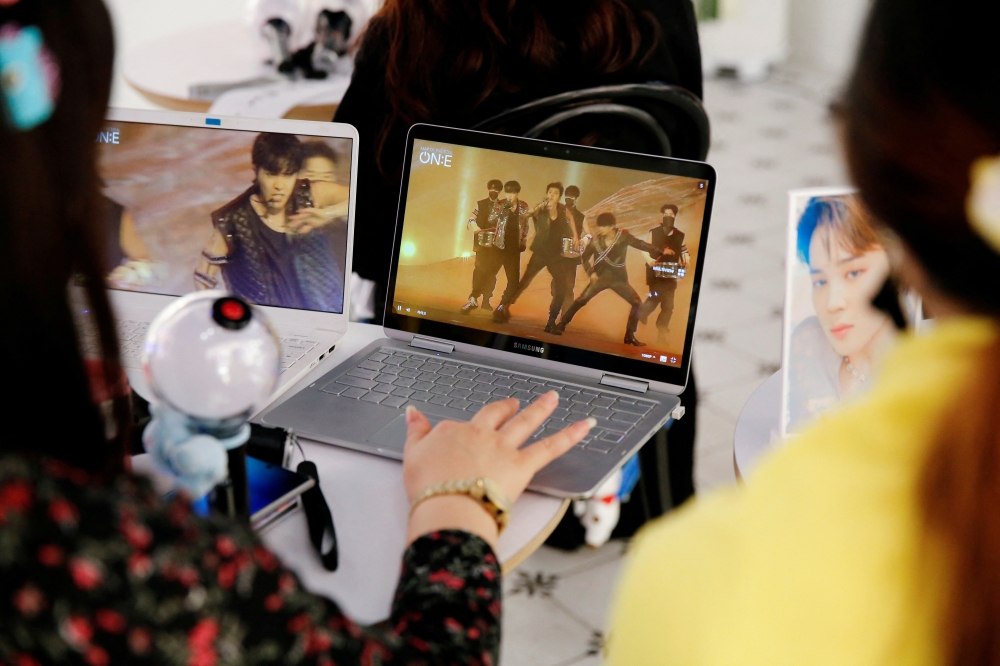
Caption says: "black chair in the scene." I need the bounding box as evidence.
[472,82,710,161]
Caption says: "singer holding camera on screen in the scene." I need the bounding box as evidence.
[638,204,690,343]
[462,178,505,314]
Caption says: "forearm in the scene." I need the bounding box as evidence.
[387,531,502,664]
[207,524,500,665]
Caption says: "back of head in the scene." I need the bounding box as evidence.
[371,0,658,160]
[845,1,1000,663]
[0,0,121,472]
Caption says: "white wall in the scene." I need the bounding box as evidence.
[787,0,872,77]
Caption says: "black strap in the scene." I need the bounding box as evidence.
[296,461,339,571]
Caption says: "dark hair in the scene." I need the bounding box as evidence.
[844,1,1000,663]
[660,204,678,215]
[596,212,616,227]
[487,179,503,190]
[796,197,879,265]
[546,182,564,196]
[504,180,521,194]
[565,185,580,198]
[300,140,339,165]
[371,0,659,167]
[0,0,125,472]
[252,133,302,175]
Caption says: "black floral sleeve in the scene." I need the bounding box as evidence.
[0,455,501,666]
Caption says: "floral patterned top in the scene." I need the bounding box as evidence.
[0,454,501,666]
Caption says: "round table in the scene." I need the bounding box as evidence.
[123,22,350,121]
[135,322,568,625]
[733,370,782,480]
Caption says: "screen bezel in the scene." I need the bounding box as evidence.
[101,108,359,330]
[383,124,717,390]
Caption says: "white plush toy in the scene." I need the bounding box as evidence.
[574,469,623,549]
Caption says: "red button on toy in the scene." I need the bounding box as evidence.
[212,296,252,330]
[220,300,245,321]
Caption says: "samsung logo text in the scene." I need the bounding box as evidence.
[513,342,545,355]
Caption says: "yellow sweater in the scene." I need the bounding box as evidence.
[606,317,996,665]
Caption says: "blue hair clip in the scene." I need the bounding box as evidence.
[0,23,59,130]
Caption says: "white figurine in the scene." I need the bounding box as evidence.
[574,469,623,549]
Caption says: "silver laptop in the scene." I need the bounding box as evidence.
[77,109,358,406]
[260,125,716,497]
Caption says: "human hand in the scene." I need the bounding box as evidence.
[403,394,594,546]
[680,252,690,268]
[287,202,349,234]
[589,273,599,284]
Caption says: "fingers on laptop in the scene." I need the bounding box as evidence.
[469,398,520,430]
[403,405,433,451]
[522,418,596,469]
[499,391,559,444]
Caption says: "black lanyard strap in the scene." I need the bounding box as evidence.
[296,461,339,571]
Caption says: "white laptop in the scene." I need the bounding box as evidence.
[259,125,716,497]
[80,109,358,404]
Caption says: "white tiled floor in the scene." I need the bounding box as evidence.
[501,65,849,666]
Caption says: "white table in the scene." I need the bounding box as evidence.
[123,21,350,121]
[733,371,781,480]
[236,323,566,624]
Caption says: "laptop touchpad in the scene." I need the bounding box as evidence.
[366,413,445,451]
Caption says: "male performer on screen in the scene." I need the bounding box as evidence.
[638,203,690,343]
[490,181,530,322]
[552,212,664,347]
[559,185,587,315]
[501,182,579,331]
[195,133,310,309]
[461,178,504,313]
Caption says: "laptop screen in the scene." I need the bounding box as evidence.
[385,125,715,389]
[96,120,353,314]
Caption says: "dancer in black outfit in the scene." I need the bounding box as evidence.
[638,204,690,343]
[462,179,504,313]
[501,183,576,329]
[553,212,663,346]
[489,181,530,319]
[560,185,587,316]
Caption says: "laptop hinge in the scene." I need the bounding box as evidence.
[600,374,649,393]
[409,336,455,354]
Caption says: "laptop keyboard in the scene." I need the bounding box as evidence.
[320,348,657,455]
[80,319,318,374]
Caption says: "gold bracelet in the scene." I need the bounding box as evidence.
[410,478,511,534]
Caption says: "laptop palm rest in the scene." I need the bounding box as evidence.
[366,414,446,452]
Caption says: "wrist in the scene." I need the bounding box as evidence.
[407,494,499,548]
